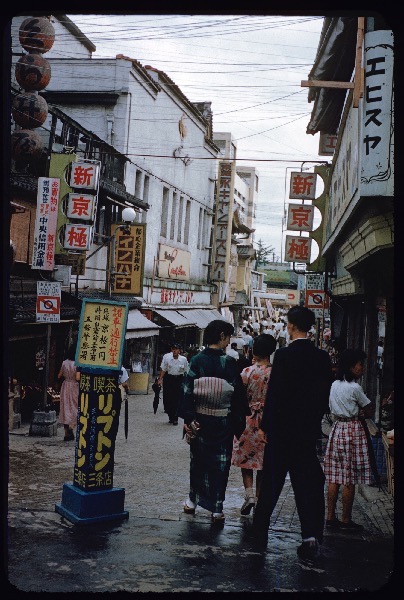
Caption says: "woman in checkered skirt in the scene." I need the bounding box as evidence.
[323,349,375,531]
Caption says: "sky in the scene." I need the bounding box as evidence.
[66,13,329,262]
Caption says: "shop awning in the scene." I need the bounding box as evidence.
[177,308,227,329]
[125,309,160,339]
[153,309,195,328]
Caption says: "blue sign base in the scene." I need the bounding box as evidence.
[55,483,129,525]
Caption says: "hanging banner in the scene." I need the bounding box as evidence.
[286,203,314,232]
[31,177,60,270]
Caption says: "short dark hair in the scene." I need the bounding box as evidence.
[253,334,276,358]
[231,342,238,349]
[171,342,181,349]
[287,306,315,333]
[203,319,234,345]
[66,345,76,361]
[336,348,367,381]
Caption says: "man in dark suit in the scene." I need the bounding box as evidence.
[252,306,333,559]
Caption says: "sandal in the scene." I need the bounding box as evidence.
[183,503,195,515]
[211,513,225,524]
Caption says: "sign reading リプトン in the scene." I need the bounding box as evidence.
[76,299,128,371]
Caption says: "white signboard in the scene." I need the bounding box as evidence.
[361,29,394,196]
[158,244,190,281]
[289,171,317,200]
[69,161,100,190]
[66,193,96,221]
[286,203,314,232]
[319,133,338,156]
[306,273,325,290]
[36,281,61,323]
[284,235,312,264]
[31,177,60,271]
[63,224,93,250]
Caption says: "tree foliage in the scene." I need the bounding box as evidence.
[255,239,275,268]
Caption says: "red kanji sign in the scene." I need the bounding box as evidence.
[289,171,317,200]
[286,203,314,232]
[284,235,312,264]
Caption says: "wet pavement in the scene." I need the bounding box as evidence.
[6,392,396,593]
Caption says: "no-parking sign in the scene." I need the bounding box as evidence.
[36,281,61,323]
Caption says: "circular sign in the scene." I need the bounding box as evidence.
[312,293,323,305]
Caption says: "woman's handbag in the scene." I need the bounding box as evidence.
[183,420,201,445]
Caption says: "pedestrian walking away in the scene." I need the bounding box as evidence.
[252,306,333,559]
[177,320,250,524]
[57,345,79,442]
[158,343,189,425]
[231,334,277,516]
[324,349,377,533]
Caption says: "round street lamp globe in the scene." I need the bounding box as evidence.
[122,207,137,222]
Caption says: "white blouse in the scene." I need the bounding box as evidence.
[329,378,371,417]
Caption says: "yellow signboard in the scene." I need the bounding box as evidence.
[110,224,146,295]
[76,299,128,371]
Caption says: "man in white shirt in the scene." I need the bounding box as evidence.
[118,366,129,401]
[226,342,239,360]
[277,324,288,348]
[158,343,189,425]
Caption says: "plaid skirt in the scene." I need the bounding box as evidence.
[189,414,233,513]
[323,420,373,485]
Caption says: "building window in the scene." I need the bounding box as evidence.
[161,187,169,238]
[184,200,191,245]
[177,196,184,242]
[197,207,203,249]
[135,170,142,198]
[170,192,178,240]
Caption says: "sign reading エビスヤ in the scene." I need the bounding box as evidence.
[76,299,128,371]
[36,280,61,322]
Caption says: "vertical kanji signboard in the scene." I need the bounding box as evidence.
[55,299,129,524]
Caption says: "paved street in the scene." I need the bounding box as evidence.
[6,391,395,593]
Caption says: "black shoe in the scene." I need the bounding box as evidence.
[297,540,319,559]
[326,518,341,530]
[339,520,364,531]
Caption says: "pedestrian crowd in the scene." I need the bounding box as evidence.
[56,305,382,561]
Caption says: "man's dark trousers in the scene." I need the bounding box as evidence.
[253,440,325,543]
[163,374,184,422]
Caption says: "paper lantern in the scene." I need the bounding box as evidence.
[15,53,51,91]
[12,92,48,128]
[11,129,44,160]
[19,16,55,54]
